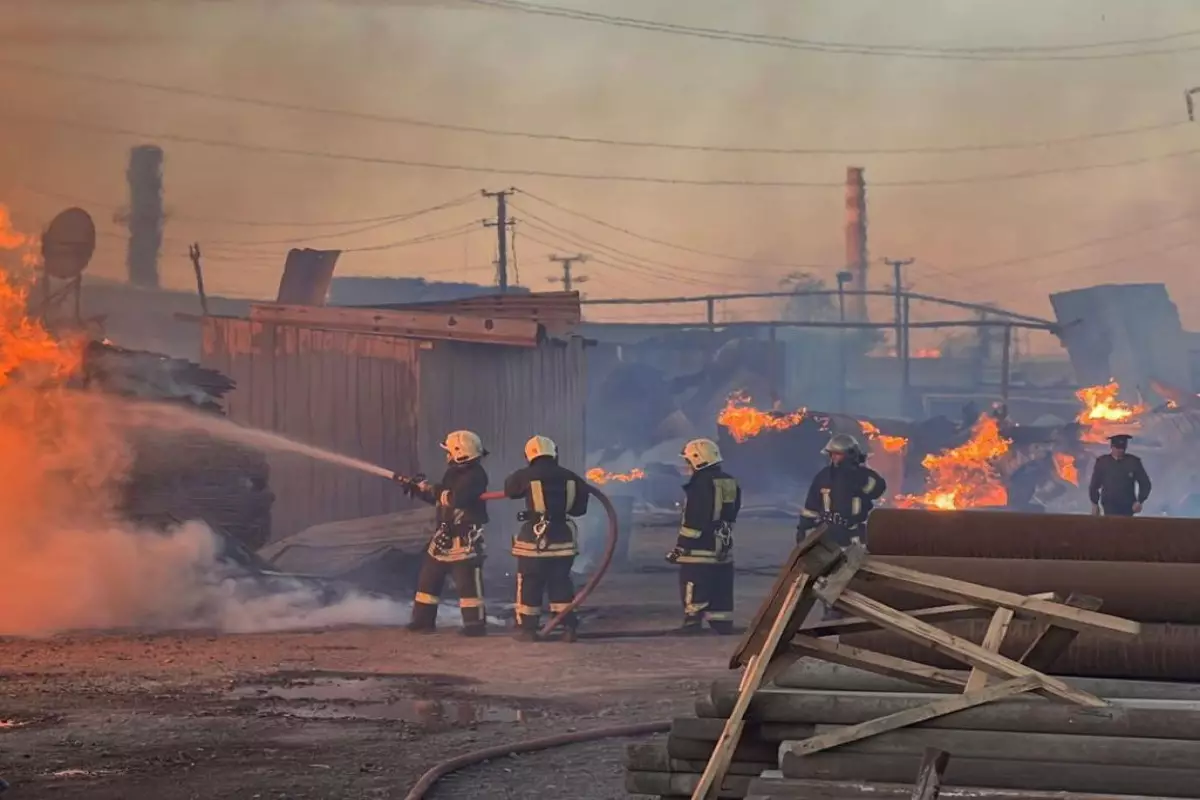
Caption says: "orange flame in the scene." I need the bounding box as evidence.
[717,391,807,443]
[1053,452,1079,486]
[586,467,646,485]
[896,415,1011,511]
[913,348,942,358]
[858,420,908,454]
[1076,382,1144,424]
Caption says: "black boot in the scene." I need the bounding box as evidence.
[459,624,487,638]
[709,620,735,636]
[407,602,437,633]
[670,617,707,636]
[560,625,578,644]
[514,617,540,642]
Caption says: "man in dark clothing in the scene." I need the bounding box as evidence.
[1088,434,1151,517]
[667,438,741,635]
[796,434,888,548]
[504,435,590,643]
[398,429,490,636]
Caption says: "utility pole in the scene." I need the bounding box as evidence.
[547,253,589,292]
[836,269,853,413]
[482,188,515,292]
[883,257,914,415]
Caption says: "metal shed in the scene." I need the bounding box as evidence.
[200,294,586,540]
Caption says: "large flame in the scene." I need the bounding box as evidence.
[585,467,645,485]
[1076,381,1144,423]
[718,391,807,443]
[896,415,1011,511]
[1053,452,1079,486]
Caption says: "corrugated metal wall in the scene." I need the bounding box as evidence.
[418,337,588,547]
[202,317,422,538]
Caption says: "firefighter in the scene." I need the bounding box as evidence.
[796,434,887,548]
[1088,434,1152,517]
[399,430,490,636]
[503,435,589,643]
[666,438,741,635]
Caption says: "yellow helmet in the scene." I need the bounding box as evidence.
[524,435,558,463]
[441,430,484,464]
[681,438,722,471]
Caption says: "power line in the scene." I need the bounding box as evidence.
[463,0,1200,62]
[5,109,1200,189]
[517,190,831,268]
[0,58,1185,157]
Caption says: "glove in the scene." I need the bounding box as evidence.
[665,547,683,564]
[1091,504,1101,517]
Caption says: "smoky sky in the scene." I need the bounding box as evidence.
[1,0,1199,344]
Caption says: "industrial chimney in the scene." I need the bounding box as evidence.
[126,144,164,288]
[844,166,868,322]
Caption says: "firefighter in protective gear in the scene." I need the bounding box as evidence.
[1088,434,1151,517]
[796,434,887,548]
[403,430,490,636]
[504,435,589,642]
[667,438,741,635]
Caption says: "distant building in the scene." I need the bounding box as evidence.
[329,277,527,306]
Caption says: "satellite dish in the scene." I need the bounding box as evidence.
[41,207,96,280]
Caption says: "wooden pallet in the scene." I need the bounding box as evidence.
[690,525,1141,800]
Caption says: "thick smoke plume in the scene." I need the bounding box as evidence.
[0,220,427,635]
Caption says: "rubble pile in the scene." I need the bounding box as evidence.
[80,340,274,551]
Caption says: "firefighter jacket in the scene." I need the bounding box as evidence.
[675,465,742,564]
[797,463,886,533]
[1088,453,1151,513]
[412,461,490,563]
[504,456,589,558]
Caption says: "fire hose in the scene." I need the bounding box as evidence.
[392,473,620,640]
[402,720,669,800]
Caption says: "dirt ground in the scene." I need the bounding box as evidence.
[0,522,791,799]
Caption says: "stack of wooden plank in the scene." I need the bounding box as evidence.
[622,663,1200,798]
[622,524,1200,800]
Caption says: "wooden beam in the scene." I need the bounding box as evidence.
[964,607,1014,692]
[789,636,968,689]
[779,676,1038,759]
[858,560,1140,638]
[692,574,813,800]
[832,590,1106,707]
[801,603,987,638]
[1020,593,1104,672]
[249,302,542,347]
[911,748,950,800]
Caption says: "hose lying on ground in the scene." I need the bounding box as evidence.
[402,719,669,800]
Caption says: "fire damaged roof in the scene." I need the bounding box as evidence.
[81,340,236,413]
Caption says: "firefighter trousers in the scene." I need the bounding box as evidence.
[515,556,577,631]
[678,561,734,632]
[411,555,486,631]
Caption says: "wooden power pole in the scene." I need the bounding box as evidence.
[884,257,914,414]
[548,253,589,292]
[483,188,515,292]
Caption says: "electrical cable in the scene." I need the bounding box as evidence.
[464,0,1200,62]
[0,57,1185,156]
[3,109,1196,189]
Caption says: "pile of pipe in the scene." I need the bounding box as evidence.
[623,662,1200,799]
[856,507,1200,681]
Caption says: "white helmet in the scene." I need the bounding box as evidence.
[822,433,862,458]
[524,435,558,463]
[441,430,484,464]
[681,438,722,471]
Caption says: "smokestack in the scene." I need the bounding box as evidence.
[844,166,868,322]
[126,144,164,288]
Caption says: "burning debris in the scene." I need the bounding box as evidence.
[1054,452,1080,485]
[1076,381,1145,442]
[854,420,908,454]
[718,391,808,443]
[585,467,646,485]
[896,415,1012,511]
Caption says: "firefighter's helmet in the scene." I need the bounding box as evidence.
[681,438,722,471]
[524,435,558,463]
[822,433,862,458]
[441,430,484,464]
